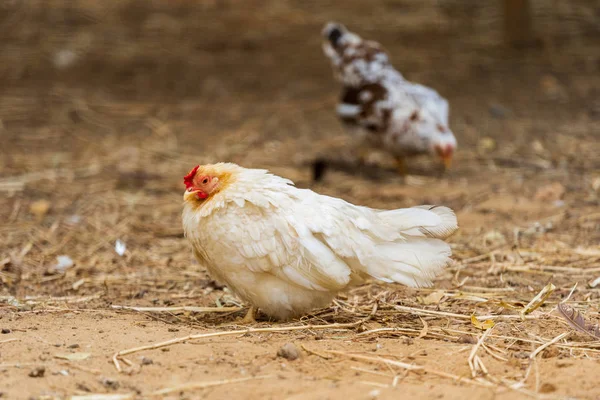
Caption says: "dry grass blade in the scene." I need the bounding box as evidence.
[0,363,48,369]
[393,304,537,321]
[71,395,134,400]
[111,305,241,313]
[325,350,493,388]
[529,332,570,360]
[357,326,456,341]
[563,282,578,303]
[417,317,429,339]
[150,375,272,396]
[468,327,494,378]
[301,344,332,359]
[556,303,600,340]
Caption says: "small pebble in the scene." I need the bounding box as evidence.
[489,103,512,119]
[68,344,80,349]
[76,383,92,392]
[277,343,300,361]
[100,377,120,390]
[141,356,153,366]
[1,329,10,334]
[28,366,45,378]
[542,346,559,359]
[539,383,557,393]
[457,334,477,344]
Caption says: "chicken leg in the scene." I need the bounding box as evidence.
[356,148,370,165]
[239,306,257,324]
[394,156,407,176]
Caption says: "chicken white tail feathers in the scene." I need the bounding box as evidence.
[367,238,452,288]
[378,205,458,240]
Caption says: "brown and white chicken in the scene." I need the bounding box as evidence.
[322,22,457,173]
[182,163,458,321]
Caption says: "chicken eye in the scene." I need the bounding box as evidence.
[202,177,209,185]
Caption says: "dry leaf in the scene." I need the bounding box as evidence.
[556,303,600,340]
[447,292,488,302]
[29,199,51,220]
[54,352,91,361]
[471,315,495,330]
[521,283,556,317]
[477,137,496,153]
[499,301,522,310]
[421,291,445,305]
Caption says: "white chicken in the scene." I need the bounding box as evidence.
[322,22,457,174]
[182,163,458,321]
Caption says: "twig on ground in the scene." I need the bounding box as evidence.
[112,304,377,372]
[150,375,272,396]
[111,305,241,313]
[325,350,493,388]
[468,327,494,378]
[529,332,570,360]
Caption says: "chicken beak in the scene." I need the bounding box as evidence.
[183,189,196,201]
[184,187,207,201]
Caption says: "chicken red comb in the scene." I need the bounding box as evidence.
[183,165,200,189]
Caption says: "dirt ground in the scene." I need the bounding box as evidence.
[1,1,600,399]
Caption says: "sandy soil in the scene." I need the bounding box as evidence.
[1,1,599,399]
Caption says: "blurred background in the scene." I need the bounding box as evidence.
[1,0,599,294]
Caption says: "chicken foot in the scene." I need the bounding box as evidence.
[239,306,257,324]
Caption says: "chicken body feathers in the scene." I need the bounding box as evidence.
[322,22,457,159]
[183,163,458,319]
